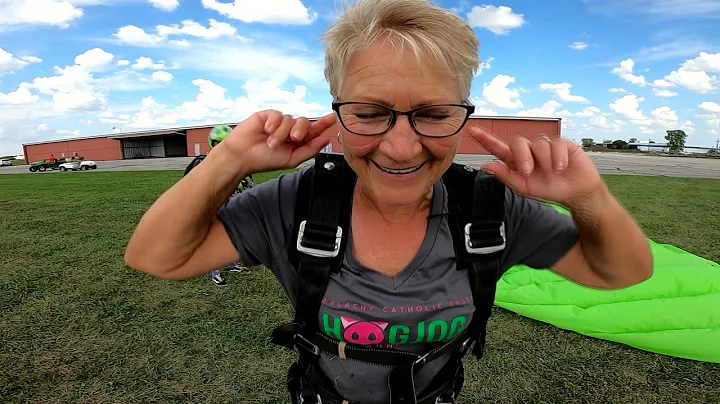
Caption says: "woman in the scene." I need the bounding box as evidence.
[125,0,653,402]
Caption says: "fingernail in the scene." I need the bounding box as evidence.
[266,124,275,133]
[557,158,565,170]
[521,161,532,175]
[267,138,275,149]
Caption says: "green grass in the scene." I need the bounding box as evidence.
[1,171,719,404]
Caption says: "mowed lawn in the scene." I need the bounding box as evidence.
[1,169,719,404]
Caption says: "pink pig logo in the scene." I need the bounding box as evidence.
[341,316,388,345]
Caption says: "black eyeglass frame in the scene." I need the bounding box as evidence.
[331,101,476,138]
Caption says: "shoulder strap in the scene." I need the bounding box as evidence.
[442,163,506,360]
[291,153,356,333]
[182,154,206,177]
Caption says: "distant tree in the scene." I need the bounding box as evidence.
[629,137,637,143]
[665,130,687,153]
[649,140,656,143]
[611,139,629,149]
[603,139,612,144]
[581,138,595,147]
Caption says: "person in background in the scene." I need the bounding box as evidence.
[182,125,252,286]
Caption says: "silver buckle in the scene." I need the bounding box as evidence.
[435,393,455,404]
[464,222,506,254]
[296,220,342,258]
[299,393,322,404]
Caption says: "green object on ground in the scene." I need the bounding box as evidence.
[495,203,720,364]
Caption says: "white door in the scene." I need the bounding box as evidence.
[194,143,201,156]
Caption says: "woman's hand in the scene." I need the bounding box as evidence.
[217,110,337,173]
[469,126,605,207]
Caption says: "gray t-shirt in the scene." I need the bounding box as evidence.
[217,166,579,404]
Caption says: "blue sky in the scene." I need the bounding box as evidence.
[1,0,719,156]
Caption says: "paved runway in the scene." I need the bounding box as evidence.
[2,152,720,179]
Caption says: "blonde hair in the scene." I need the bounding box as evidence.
[322,0,480,100]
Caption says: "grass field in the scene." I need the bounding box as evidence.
[1,170,719,404]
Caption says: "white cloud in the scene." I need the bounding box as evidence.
[99,75,328,129]
[517,100,562,118]
[13,47,173,116]
[575,106,602,117]
[201,0,318,25]
[539,82,590,103]
[663,52,720,94]
[474,57,494,76]
[611,58,647,86]
[132,56,167,70]
[149,0,179,11]
[58,129,81,138]
[74,48,114,72]
[697,101,720,129]
[0,48,42,76]
[113,19,248,47]
[651,79,675,88]
[169,39,325,84]
[584,0,720,21]
[609,94,651,125]
[482,74,523,109]
[467,5,525,35]
[608,88,627,93]
[569,42,588,50]
[0,84,39,105]
[117,59,130,66]
[652,88,679,97]
[0,0,84,31]
[650,105,679,128]
[699,101,720,114]
[156,19,240,40]
[151,71,173,82]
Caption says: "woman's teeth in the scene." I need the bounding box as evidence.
[375,162,424,174]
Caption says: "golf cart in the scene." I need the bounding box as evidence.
[59,159,97,171]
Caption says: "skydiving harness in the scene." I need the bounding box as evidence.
[270,152,507,404]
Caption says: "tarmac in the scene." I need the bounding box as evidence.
[2,152,720,179]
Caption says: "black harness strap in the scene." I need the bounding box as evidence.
[443,164,505,360]
[272,154,356,404]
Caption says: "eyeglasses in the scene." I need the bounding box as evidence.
[331,102,475,138]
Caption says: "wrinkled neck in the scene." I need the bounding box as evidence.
[354,181,433,226]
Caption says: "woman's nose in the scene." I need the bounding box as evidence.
[378,115,423,162]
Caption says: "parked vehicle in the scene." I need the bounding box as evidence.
[0,158,13,167]
[59,160,97,171]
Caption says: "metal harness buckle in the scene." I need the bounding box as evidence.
[294,333,320,356]
[464,222,506,254]
[296,220,342,258]
[298,393,322,404]
[435,392,455,404]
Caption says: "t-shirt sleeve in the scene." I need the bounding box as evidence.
[500,187,580,272]
[216,169,305,287]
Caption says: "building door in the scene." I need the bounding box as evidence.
[194,143,201,156]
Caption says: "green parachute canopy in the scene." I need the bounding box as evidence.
[495,204,720,364]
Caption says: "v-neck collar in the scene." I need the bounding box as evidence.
[343,180,447,290]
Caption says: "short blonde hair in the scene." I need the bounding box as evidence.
[322,0,480,100]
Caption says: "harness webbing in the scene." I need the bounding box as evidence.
[271,153,506,404]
